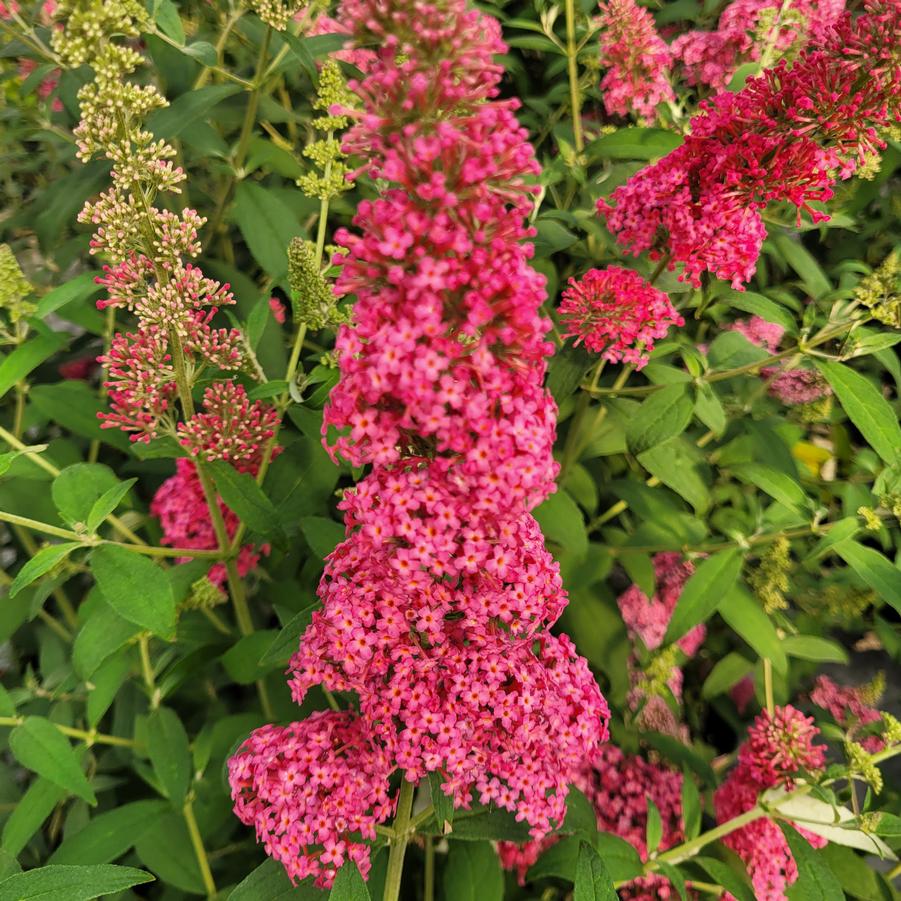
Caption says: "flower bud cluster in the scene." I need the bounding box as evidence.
[58,0,277,583]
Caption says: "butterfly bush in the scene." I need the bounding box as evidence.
[228,0,609,887]
[599,0,901,289]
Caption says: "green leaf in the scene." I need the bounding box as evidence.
[52,463,119,526]
[701,651,754,699]
[626,385,694,455]
[681,772,701,840]
[691,858,755,901]
[421,806,531,843]
[772,234,832,299]
[782,635,849,664]
[802,517,859,563]
[229,858,325,899]
[29,382,131,452]
[180,40,217,66]
[10,542,80,598]
[534,490,588,557]
[534,219,579,255]
[693,382,726,436]
[637,438,711,514]
[0,864,154,901]
[816,360,901,464]
[664,549,743,644]
[9,717,96,805]
[49,800,168,865]
[36,272,101,318]
[573,841,617,901]
[442,842,502,901]
[147,707,191,806]
[428,772,454,833]
[720,290,797,335]
[300,516,346,560]
[592,833,644,881]
[646,799,663,854]
[527,835,580,882]
[91,544,176,638]
[222,630,280,683]
[731,463,808,511]
[706,331,769,370]
[1,778,65,856]
[134,813,204,894]
[73,603,140,679]
[147,84,241,139]
[780,823,844,901]
[208,460,283,541]
[329,860,370,901]
[233,181,303,280]
[0,332,67,400]
[768,792,895,858]
[259,602,318,666]
[833,540,901,614]
[154,0,184,42]
[718,584,788,674]
[587,128,682,161]
[86,478,136,533]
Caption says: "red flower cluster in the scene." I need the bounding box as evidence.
[229,0,609,888]
[499,745,688,900]
[600,1,900,289]
[559,267,683,368]
[715,706,827,900]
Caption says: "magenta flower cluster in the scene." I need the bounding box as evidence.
[597,0,675,124]
[715,705,827,900]
[228,0,609,887]
[673,0,846,90]
[558,267,683,368]
[599,1,900,290]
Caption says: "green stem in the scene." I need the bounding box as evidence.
[763,658,775,715]
[0,716,137,748]
[184,798,217,898]
[207,26,273,238]
[581,322,853,398]
[139,635,160,709]
[424,836,435,901]
[382,778,416,901]
[563,0,584,154]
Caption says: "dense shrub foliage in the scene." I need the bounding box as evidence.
[0,0,899,899]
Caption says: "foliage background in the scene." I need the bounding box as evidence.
[0,0,900,898]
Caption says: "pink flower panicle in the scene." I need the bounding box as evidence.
[558,267,684,368]
[617,552,705,654]
[228,712,394,886]
[765,368,832,405]
[98,327,176,442]
[151,458,265,588]
[500,746,687,899]
[229,0,609,887]
[673,0,847,90]
[600,1,901,290]
[177,381,280,470]
[715,706,827,900]
[811,675,883,751]
[729,315,784,352]
[597,0,674,123]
